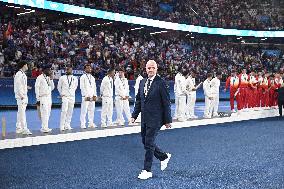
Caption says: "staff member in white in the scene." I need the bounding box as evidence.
[35,65,54,133]
[57,65,78,131]
[203,73,214,118]
[185,71,198,119]
[80,64,97,129]
[175,69,188,122]
[134,72,144,123]
[210,72,222,117]
[115,68,136,126]
[173,69,182,120]
[100,68,115,127]
[14,61,32,135]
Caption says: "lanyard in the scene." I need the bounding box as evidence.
[67,75,73,88]
[20,70,26,85]
[44,75,50,86]
[86,74,92,86]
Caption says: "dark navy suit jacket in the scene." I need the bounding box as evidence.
[132,75,172,128]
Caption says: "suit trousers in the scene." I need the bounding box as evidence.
[39,96,52,130]
[141,124,168,172]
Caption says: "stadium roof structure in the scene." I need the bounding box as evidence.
[1,0,284,38]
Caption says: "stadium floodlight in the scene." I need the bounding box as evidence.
[1,0,283,38]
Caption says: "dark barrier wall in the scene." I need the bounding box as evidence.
[0,78,230,106]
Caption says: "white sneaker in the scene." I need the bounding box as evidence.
[138,170,153,180]
[65,126,73,130]
[213,113,219,117]
[177,118,186,122]
[88,124,97,128]
[191,115,198,119]
[108,123,116,127]
[22,129,32,135]
[203,115,211,119]
[117,121,125,126]
[60,128,65,132]
[40,128,52,133]
[101,124,107,128]
[81,125,87,129]
[161,153,172,171]
[16,128,23,134]
[231,109,236,113]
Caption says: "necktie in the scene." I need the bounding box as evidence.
[146,79,151,95]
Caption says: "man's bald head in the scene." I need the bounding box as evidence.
[146,60,157,78]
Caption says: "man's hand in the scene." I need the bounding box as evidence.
[85,97,91,101]
[131,118,136,123]
[36,101,40,106]
[192,88,197,91]
[209,97,213,100]
[165,123,171,129]
[27,86,32,90]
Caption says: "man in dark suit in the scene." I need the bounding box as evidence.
[276,82,284,117]
[131,60,172,180]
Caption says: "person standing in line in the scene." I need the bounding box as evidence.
[173,68,182,120]
[80,64,97,129]
[248,70,258,109]
[238,69,249,111]
[114,68,137,126]
[203,73,213,118]
[210,72,222,117]
[57,65,78,131]
[224,70,240,113]
[134,71,144,123]
[14,61,32,135]
[185,70,198,119]
[100,68,115,128]
[35,65,54,133]
[131,60,172,180]
[175,69,188,122]
[256,72,264,109]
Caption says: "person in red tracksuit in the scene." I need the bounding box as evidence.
[248,71,258,109]
[262,73,270,108]
[256,72,264,108]
[238,69,249,110]
[269,75,278,108]
[224,70,240,113]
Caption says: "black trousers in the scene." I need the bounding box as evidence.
[141,124,168,172]
[278,100,284,116]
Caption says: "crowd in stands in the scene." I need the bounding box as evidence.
[0,16,283,82]
[54,0,284,30]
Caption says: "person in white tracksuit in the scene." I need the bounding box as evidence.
[203,73,214,118]
[173,71,182,119]
[100,68,115,127]
[114,68,136,126]
[134,72,144,123]
[209,72,222,117]
[80,64,97,129]
[35,65,54,133]
[57,65,78,131]
[185,71,198,119]
[175,70,188,122]
[14,61,32,135]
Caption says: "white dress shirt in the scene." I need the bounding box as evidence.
[115,77,129,98]
[14,70,28,99]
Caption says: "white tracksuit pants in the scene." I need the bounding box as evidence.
[174,95,178,119]
[101,97,113,125]
[210,94,219,116]
[177,95,187,121]
[39,96,52,130]
[80,98,96,127]
[16,98,28,131]
[115,97,131,124]
[204,96,213,118]
[60,96,75,130]
[186,92,196,118]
